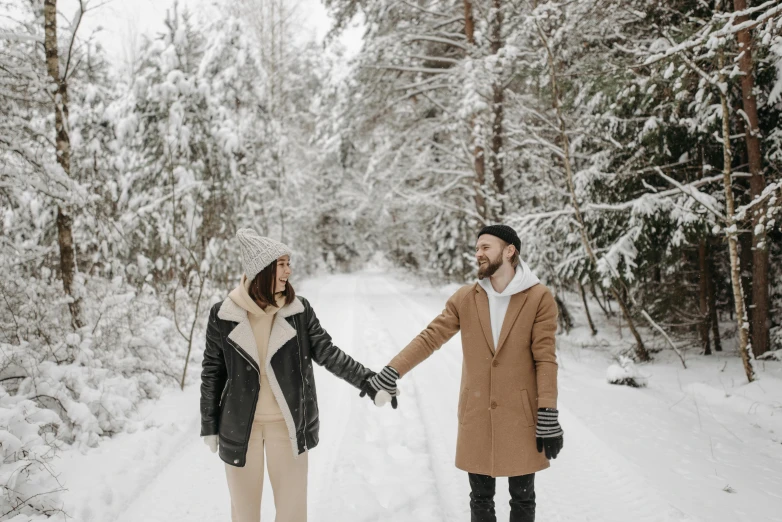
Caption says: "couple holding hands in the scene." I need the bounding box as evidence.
[200,225,564,522]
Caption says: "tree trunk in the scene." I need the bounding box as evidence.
[589,279,611,317]
[733,0,769,357]
[555,294,573,334]
[738,227,753,322]
[44,0,83,329]
[718,50,755,382]
[734,111,755,333]
[612,288,649,361]
[579,280,598,336]
[698,239,712,355]
[604,286,614,314]
[596,279,614,316]
[489,0,505,216]
[180,275,207,390]
[706,239,722,352]
[464,0,487,222]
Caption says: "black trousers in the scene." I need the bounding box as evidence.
[468,472,535,522]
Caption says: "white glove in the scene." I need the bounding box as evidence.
[203,435,218,453]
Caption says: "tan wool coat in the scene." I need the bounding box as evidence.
[388,282,558,478]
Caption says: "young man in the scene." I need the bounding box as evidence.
[362,225,563,522]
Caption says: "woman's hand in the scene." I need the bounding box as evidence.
[203,435,218,453]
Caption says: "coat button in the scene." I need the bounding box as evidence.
[491,401,497,409]
[492,360,499,367]
[246,365,252,371]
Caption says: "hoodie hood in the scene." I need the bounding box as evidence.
[228,274,281,317]
[478,261,540,297]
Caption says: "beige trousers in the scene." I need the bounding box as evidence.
[224,421,308,522]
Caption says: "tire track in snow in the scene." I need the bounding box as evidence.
[304,274,361,516]
[306,273,444,521]
[359,273,467,521]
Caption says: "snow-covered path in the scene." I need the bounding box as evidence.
[63,271,782,522]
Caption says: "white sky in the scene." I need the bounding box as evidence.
[58,0,363,71]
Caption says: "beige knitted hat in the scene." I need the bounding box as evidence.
[236,228,291,281]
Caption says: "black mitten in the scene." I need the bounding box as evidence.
[535,408,564,459]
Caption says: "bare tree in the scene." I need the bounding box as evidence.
[174,253,214,391]
[44,0,84,329]
[718,49,755,382]
[117,2,143,80]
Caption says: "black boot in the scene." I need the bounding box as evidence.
[468,473,497,522]
[508,473,535,522]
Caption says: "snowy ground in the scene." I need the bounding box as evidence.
[56,270,782,521]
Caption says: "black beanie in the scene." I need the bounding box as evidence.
[478,225,521,253]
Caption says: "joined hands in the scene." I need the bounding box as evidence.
[360,366,400,409]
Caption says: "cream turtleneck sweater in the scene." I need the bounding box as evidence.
[228,275,285,423]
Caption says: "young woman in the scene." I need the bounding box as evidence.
[200,228,377,522]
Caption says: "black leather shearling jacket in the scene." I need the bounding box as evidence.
[200,295,373,467]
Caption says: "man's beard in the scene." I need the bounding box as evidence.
[477,253,503,280]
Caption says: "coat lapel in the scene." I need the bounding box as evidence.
[495,290,529,355]
[266,297,304,370]
[474,286,496,354]
[218,297,261,369]
[262,296,304,458]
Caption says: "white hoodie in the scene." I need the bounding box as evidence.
[478,261,540,349]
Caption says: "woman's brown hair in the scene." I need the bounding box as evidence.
[248,258,296,309]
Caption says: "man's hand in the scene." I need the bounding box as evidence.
[535,408,563,459]
[203,434,218,453]
[359,366,400,409]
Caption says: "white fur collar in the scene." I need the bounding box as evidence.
[217,294,304,323]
